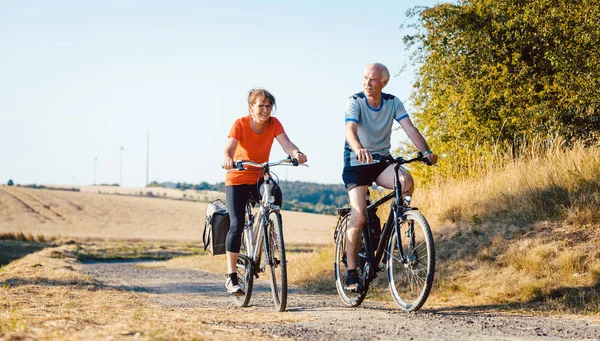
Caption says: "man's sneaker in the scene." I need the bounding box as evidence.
[345,270,362,293]
[225,273,244,296]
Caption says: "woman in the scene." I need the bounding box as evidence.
[221,88,307,295]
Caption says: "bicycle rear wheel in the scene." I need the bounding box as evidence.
[232,229,254,307]
[265,211,287,312]
[387,210,435,312]
[333,213,368,307]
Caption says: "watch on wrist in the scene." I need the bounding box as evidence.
[423,149,433,156]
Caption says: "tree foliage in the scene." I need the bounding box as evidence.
[403,0,600,177]
[151,180,347,215]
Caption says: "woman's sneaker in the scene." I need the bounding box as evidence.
[225,273,244,296]
[345,270,362,292]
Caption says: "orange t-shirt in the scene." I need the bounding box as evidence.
[225,115,285,186]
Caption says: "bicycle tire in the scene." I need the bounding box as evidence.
[333,213,368,307]
[232,230,254,307]
[266,211,287,312]
[387,210,435,312]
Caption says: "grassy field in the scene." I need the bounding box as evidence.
[0,242,302,340]
[2,139,600,340]
[413,139,600,314]
[0,185,337,245]
[0,189,337,340]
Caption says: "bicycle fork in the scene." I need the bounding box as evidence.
[390,208,418,268]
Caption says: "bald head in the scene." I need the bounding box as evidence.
[365,63,390,84]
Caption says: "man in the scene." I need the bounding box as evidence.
[342,63,438,292]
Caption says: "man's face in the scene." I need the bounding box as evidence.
[363,66,387,97]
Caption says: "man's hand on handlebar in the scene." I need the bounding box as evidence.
[356,148,373,164]
[420,152,438,166]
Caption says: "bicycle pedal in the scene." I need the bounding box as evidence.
[230,290,245,297]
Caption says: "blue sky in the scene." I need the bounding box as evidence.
[1,1,443,187]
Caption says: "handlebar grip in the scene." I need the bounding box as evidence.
[419,152,432,166]
[235,161,245,170]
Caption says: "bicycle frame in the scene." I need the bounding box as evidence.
[236,158,300,273]
[334,153,435,311]
[242,168,279,273]
[360,157,425,282]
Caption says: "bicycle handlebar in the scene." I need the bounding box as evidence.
[372,152,432,166]
[234,156,308,171]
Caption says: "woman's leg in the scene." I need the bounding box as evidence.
[225,185,252,274]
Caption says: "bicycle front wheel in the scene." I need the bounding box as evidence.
[265,211,287,312]
[333,213,368,307]
[232,229,254,307]
[387,210,435,312]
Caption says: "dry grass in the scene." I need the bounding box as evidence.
[50,184,226,203]
[0,185,336,245]
[2,138,600,322]
[416,139,600,314]
[0,244,300,340]
[135,139,600,314]
[141,244,338,293]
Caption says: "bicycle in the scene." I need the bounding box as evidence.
[333,153,435,312]
[231,156,306,312]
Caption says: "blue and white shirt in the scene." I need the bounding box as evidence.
[344,92,409,167]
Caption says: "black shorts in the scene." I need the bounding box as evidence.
[342,163,390,190]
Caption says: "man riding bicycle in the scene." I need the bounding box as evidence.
[342,63,438,292]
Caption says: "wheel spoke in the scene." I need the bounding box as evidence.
[266,212,287,312]
[387,211,435,312]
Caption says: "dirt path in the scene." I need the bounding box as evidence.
[83,261,600,341]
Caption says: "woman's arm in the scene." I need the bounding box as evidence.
[275,133,307,164]
[222,137,239,170]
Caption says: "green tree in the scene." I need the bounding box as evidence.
[403,0,600,177]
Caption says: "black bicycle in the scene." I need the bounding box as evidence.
[231,157,305,312]
[333,153,435,312]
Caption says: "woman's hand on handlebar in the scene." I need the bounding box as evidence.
[293,150,308,164]
[222,157,234,170]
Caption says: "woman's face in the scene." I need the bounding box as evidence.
[249,96,273,123]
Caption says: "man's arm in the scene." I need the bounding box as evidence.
[346,122,372,164]
[399,118,438,165]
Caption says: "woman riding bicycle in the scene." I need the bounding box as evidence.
[221,88,308,295]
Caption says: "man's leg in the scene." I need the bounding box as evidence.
[346,185,368,272]
[375,165,414,196]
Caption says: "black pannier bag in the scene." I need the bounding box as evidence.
[203,199,230,255]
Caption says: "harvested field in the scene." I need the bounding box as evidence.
[0,185,336,244]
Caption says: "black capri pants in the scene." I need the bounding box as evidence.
[225,180,283,253]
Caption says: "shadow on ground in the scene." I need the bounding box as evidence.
[0,240,48,266]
